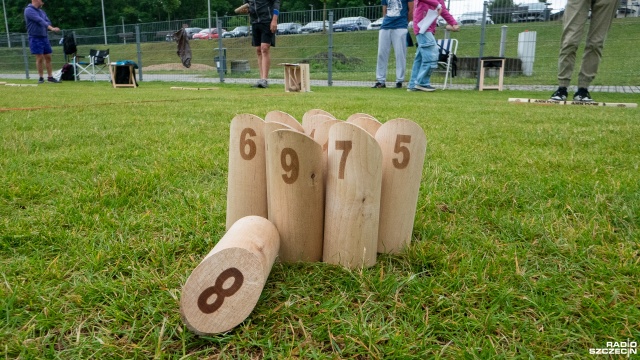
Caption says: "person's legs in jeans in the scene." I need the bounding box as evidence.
[411,32,437,87]
[407,43,422,89]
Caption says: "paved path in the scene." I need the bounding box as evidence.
[2,73,639,93]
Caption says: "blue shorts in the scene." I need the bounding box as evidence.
[29,37,53,55]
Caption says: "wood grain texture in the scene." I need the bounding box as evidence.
[180,216,280,335]
[226,114,267,230]
[375,119,427,254]
[302,114,335,137]
[309,119,342,187]
[265,110,305,133]
[346,114,382,137]
[265,122,296,214]
[267,130,325,262]
[323,122,382,268]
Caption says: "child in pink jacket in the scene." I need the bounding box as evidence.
[407,0,459,92]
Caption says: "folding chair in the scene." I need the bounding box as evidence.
[73,49,110,82]
[436,39,458,90]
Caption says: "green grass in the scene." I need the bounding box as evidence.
[1,17,639,86]
[1,81,639,358]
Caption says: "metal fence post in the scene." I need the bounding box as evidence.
[475,1,489,90]
[21,34,29,79]
[136,25,143,81]
[217,17,225,83]
[328,11,333,87]
[499,25,507,58]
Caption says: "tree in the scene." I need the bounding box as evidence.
[489,0,515,24]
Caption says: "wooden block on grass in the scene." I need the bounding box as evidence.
[508,98,637,108]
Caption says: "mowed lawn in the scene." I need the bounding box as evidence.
[1,81,638,359]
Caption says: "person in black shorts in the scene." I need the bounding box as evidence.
[238,0,280,88]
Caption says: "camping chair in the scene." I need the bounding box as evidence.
[72,49,110,82]
[435,39,458,90]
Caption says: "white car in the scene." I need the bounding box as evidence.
[457,12,494,25]
[367,17,384,30]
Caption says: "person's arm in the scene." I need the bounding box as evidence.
[43,14,59,32]
[270,0,280,33]
[438,0,457,29]
[408,1,414,22]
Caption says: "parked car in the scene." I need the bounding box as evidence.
[192,28,225,40]
[333,16,371,32]
[457,12,494,25]
[301,20,329,33]
[165,27,202,41]
[222,26,249,38]
[367,17,384,30]
[276,23,302,35]
[511,2,548,22]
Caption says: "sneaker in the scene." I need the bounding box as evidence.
[415,84,436,92]
[371,82,386,88]
[37,77,44,84]
[573,87,594,102]
[259,79,268,88]
[47,77,60,83]
[251,79,266,88]
[550,86,568,101]
[396,82,402,89]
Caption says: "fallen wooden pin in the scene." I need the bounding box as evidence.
[170,86,218,90]
[508,98,637,108]
[180,216,280,335]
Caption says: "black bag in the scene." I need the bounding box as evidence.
[115,66,137,85]
[437,45,458,78]
[60,63,78,81]
[63,32,77,55]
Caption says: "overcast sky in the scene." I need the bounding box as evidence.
[446,0,568,16]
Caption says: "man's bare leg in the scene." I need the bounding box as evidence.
[35,54,45,78]
[256,46,264,79]
[260,43,271,81]
[44,54,53,77]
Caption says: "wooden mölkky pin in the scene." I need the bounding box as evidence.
[180,216,280,335]
[267,130,324,262]
[323,122,382,268]
[265,110,305,133]
[375,119,427,253]
[346,113,382,137]
[226,114,267,230]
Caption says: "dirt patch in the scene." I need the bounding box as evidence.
[143,63,215,71]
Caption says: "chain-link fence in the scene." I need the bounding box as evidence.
[1,6,638,88]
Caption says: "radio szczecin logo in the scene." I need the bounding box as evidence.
[589,340,637,356]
